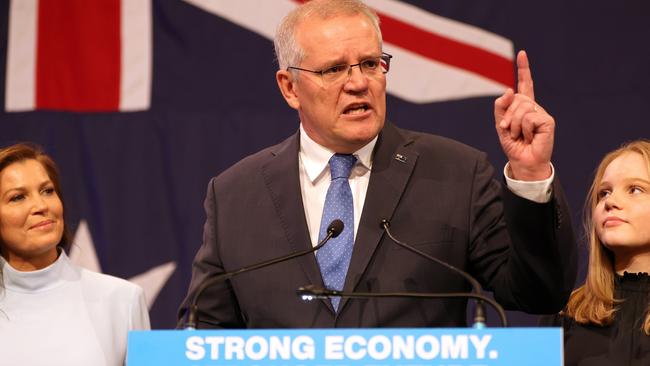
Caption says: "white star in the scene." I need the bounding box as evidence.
[69,220,176,309]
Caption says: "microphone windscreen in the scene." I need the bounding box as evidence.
[328,219,344,238]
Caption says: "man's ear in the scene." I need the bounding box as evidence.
[276,70,300,110]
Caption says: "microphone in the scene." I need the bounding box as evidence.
[185,219,344,329]
[379,219,505,328]
[296,285,508,327]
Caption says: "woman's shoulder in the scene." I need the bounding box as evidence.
[76,266,144,301]
[56,252,145,301]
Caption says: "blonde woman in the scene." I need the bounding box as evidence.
[546,140,650,365]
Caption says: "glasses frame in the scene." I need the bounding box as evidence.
[287,52,393,84]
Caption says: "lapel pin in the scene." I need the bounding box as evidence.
[394,153,407,163]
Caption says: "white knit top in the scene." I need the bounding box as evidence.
[0,252,150,366]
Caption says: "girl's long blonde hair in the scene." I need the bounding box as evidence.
[565,139,650,335]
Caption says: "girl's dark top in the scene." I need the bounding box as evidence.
[542,272,650,366]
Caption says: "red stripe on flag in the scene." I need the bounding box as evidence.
[36,0,121,111]
[292,0,513,87]
[379,14,513,88]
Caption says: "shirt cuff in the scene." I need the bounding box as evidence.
[503,163,554,203]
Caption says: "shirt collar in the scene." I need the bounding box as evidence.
[299,123,377,184]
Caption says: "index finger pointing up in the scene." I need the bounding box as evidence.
[517,50,535,101]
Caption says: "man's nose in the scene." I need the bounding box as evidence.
[344,64,369,90]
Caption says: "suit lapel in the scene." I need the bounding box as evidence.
[259,132,329,309]
[339,123,418,311]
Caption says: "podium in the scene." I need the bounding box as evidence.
[127,327,562,365]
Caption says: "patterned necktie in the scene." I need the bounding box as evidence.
[316,153,357,312]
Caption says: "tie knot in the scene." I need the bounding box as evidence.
[329,154,357,180]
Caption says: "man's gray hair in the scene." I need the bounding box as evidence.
[274,0,382,70]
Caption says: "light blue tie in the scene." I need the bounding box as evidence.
[316,153,357,312]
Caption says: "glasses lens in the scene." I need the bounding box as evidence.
[321,65,349,84]
[380,54,391,73]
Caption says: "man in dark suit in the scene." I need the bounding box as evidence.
[178,0,577,328]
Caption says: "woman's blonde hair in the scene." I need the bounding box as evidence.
[565,139,650,335]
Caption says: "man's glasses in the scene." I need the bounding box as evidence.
[287,52,392,85]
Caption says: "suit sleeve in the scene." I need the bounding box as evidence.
[467,153,577,313]
[177,177,246,328]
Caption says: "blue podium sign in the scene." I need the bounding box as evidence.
[127,328,562,366]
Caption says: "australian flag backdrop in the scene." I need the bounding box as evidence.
[1,0,649,328]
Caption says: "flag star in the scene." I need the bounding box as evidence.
[69,220,176,310]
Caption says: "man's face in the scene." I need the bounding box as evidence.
[277,14,386,153]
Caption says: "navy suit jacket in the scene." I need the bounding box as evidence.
[178,122,577,328]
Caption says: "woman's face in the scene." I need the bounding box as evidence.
[0,159,64,270]
[593,152,650,257]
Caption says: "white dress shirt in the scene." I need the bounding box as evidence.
[298,124,553,247]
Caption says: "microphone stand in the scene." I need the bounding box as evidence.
[297,285,508,327]
[380,219,492,328]
[185,219,344,329]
